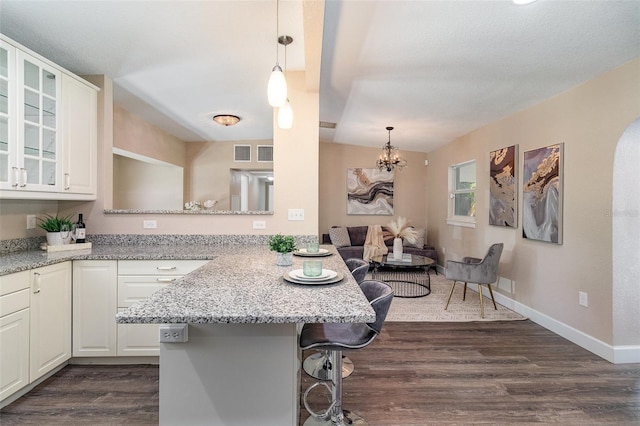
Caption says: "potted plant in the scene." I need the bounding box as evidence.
[38,213,74,246]
[268,234,297,266]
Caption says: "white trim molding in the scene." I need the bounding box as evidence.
[472,285,640,364]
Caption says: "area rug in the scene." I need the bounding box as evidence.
[379,273,527,322]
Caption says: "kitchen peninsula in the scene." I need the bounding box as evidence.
[116,244,374,426]
[1,241,374,425]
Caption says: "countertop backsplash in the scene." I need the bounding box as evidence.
[1,234,319,256]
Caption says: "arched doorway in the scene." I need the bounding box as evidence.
[612,117,640,362]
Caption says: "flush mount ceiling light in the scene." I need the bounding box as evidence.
[376,127,407,172]
[512,0,538,5]
[212,114,241,126]
[267,0,288,107]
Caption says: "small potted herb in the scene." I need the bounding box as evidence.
[268,234,297,266]
[38,213,74,246]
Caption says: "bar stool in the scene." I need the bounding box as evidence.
[303,258,370,380]
[345,258,369,284]
[300,280,393,426]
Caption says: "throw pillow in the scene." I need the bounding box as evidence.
[329,227,351,248]
[403,227,425,248]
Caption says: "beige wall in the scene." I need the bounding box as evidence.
[113,154,183,210]
[113,105,187,169]
[319,143,428,236]
[426,58,640,345]
[52,70,319,237]
[186,140,272,210]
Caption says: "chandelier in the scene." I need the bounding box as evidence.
[376,127,407,172]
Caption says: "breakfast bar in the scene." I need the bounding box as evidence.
[116,245,375,426]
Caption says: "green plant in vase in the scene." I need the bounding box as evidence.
[268,234,297,266]
[38,213,74,246]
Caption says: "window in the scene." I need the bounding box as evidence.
[447,160,476,228]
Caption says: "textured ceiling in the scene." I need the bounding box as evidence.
[1,0,639,153]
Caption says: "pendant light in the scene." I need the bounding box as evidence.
[267,0,287,107]
[278,99,293,129]
[277,35,293,129]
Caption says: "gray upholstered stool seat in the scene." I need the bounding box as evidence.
[303,258,370,381]
[300,280,393,426]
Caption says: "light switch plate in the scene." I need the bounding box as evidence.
[288,209,304,221]
[143,220,157,229]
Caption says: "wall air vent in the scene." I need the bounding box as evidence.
[257,145,273,162]
[319,121,337,129]
[234,145,251,162]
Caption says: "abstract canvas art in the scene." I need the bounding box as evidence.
[522,143,564,244]
[346,168,394,215]
[489,145,517,228]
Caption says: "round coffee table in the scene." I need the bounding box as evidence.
[370,254,434,298]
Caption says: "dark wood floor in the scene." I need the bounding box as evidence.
[2,320,639,425]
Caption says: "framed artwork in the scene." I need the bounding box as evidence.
[346,168,394,215]
[522,143,564,244]
[489,145,518,228]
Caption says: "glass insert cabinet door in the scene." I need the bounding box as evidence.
[14,50,61,191]
[0,39,15,189]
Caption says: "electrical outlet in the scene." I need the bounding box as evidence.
[253,220,266,229]
[579,291,588,307]
[143,220,157,229]
[27,215,36,229]
[288,209,304,221]
[159,324,188,343]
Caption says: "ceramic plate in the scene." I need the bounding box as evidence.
[283,272,344,286]
[293,248,332,257]
[289,269,337,281]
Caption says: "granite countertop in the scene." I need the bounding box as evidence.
[0,244,219,276]
[116,245,375,325]
[1,243,375,325]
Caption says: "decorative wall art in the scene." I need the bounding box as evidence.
[489,145,518,228]
[346,168,394,215]
[522,143,564,244]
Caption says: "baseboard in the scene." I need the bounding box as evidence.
[470,284,640,364]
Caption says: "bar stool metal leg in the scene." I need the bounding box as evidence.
[303,350,354,380]
[303,350,367,426]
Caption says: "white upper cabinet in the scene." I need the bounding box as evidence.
[17,50,62,192]
[0,39,16,191]
[62,74,97,195]
[0,34,98,200]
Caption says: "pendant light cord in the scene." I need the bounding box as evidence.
[275,0,280,66]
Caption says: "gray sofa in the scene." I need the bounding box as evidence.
[322,225,438,272]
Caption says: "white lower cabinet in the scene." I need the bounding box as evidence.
[116,260,207,356]
[29,262,72,382]
[0,271,30,402]
[72,261,117,357]
[72,259,207,358]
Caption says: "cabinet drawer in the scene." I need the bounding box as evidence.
[0,288,29,317]
[118,276,181,308]
[118,260,208,276]
[0,271,30,297]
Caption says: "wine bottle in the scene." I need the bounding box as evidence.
[75,214,86,243]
